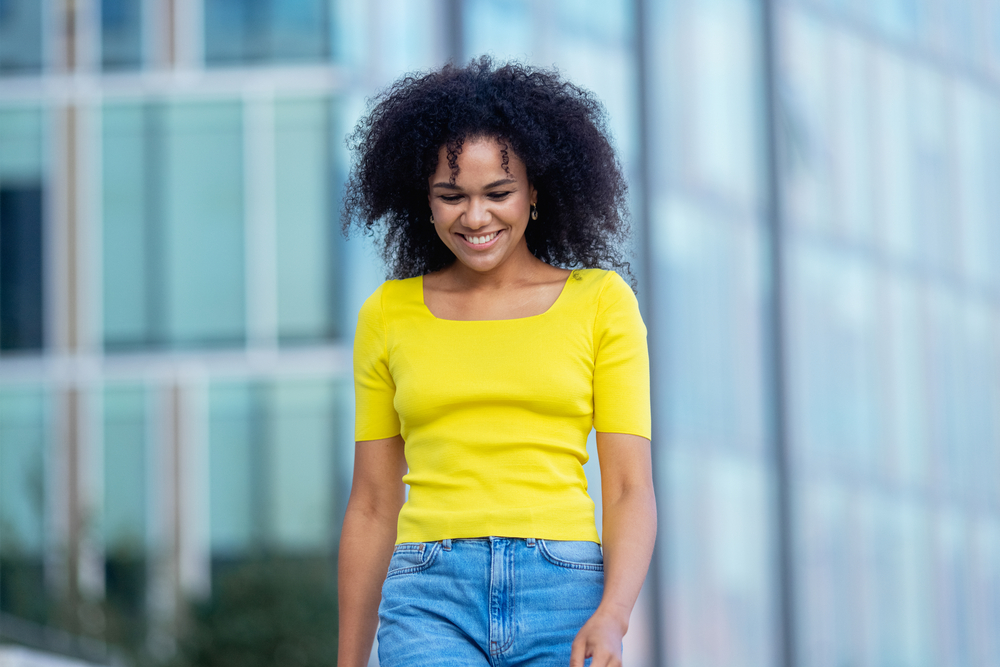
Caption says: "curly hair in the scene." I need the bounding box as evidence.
[342,56,633,285]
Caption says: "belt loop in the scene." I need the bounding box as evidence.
[442,539,452,551]
[526,538,536,547]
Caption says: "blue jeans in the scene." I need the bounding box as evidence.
[377,537,604,666]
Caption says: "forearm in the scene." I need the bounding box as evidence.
[596,483,657,632]
[337,500,399,667]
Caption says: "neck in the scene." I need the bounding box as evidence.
[446,239,544,290]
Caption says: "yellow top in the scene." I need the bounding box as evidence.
[353,268,650,544]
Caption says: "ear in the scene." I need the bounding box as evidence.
[529,185,537,207]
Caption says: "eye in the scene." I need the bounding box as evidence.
[488,191,512,200]
[439,194,463,203]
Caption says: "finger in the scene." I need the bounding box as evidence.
[569,636,589,667]
[586,649,609,667]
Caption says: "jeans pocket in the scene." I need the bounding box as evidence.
[385,541,441,578]
[537,539,604,571]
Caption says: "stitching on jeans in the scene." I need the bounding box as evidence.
[537,539,604,571]
[385,541,440,578]
[499,541,516,653]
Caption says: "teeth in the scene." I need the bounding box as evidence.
[468,232,497,245]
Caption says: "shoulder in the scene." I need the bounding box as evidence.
[568,269,634,307]
[359,277,422,314]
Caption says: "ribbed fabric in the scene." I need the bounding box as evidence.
[353,269,650,544]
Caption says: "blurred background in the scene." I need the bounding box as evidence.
[1,0,999,666]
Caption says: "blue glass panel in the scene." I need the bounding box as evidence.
[872,51,918,261]
[663,447,777,667]
[828,31,875,243]
[548,0,637,169]
[102,104,153,347]
[0,0,43,73]
[910,68,953,273]
[102,0,143,70]
[962,300,1000,509]
[274,98,339,342]
[209,379,340,556]
[796,481,853,667]
[796,485,933,667]
[972,520,1000,664]
[209,382,259,555]
[884,272,930,491]
[463,0,532,61]
[0,184,44,352]
[653,198,767,455]
[0,388,47,554]
[162,101,245,346]
[204,0,329,65]
[102,384,149,617]
[0,108,44,180]
[954,85,1000,291]
[786,241,882,476]
[267,380,338,551]
[0,108,45,353]
[376,0,443,76]
[924,287,973,501]
[780,8,835,232]
[103,385,148,553]
[870,0,926,41]
[933,511,973,666]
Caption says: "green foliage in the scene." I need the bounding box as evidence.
[172,556,338,667]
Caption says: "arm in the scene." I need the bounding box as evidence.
[337,435,407,667]
[570,432,657,667]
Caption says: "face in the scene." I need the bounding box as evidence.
[428,137,537,275]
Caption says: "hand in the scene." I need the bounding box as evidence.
[569,608,627,667]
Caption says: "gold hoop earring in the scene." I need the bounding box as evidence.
[531,204,538,221]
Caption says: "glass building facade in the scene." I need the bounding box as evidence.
[1,1,999,666]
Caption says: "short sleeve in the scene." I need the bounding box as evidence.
[353,284,401,440]
[592,272,651,439]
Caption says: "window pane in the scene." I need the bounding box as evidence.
[910,67,953,273]
[102,384,149,622]
[464,0,533,61]
[933,510,973,665]
[162,101,245,346]
[101,0,143,70]
[102,104,152,347]
[0,0,43,74]
[872,51,918,261]
[786,242,882,476]
[103,101,246,349]
[653,197,766,455]
[268,380,337,551]
[663,447,777,667]
[779,8,834,232]
[885,271,930,491]
[955,85,1000,291]
[0,387,48,623]
[204,0,330,65]
[274,98,339,342]
[829,31,875,242]
[0,184,44,351]
[209,382,258,557]
[209,379,340,557]
[0,108,44,180]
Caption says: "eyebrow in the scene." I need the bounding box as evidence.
[431,178,516,190]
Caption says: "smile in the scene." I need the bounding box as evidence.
[460,230,502,247]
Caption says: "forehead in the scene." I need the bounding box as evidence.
[432,137,527,182]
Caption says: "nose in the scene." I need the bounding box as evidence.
[464,197,491,230]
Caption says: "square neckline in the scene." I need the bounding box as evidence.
[419,271,575,322]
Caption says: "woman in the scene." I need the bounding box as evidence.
[338,57,656,667]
